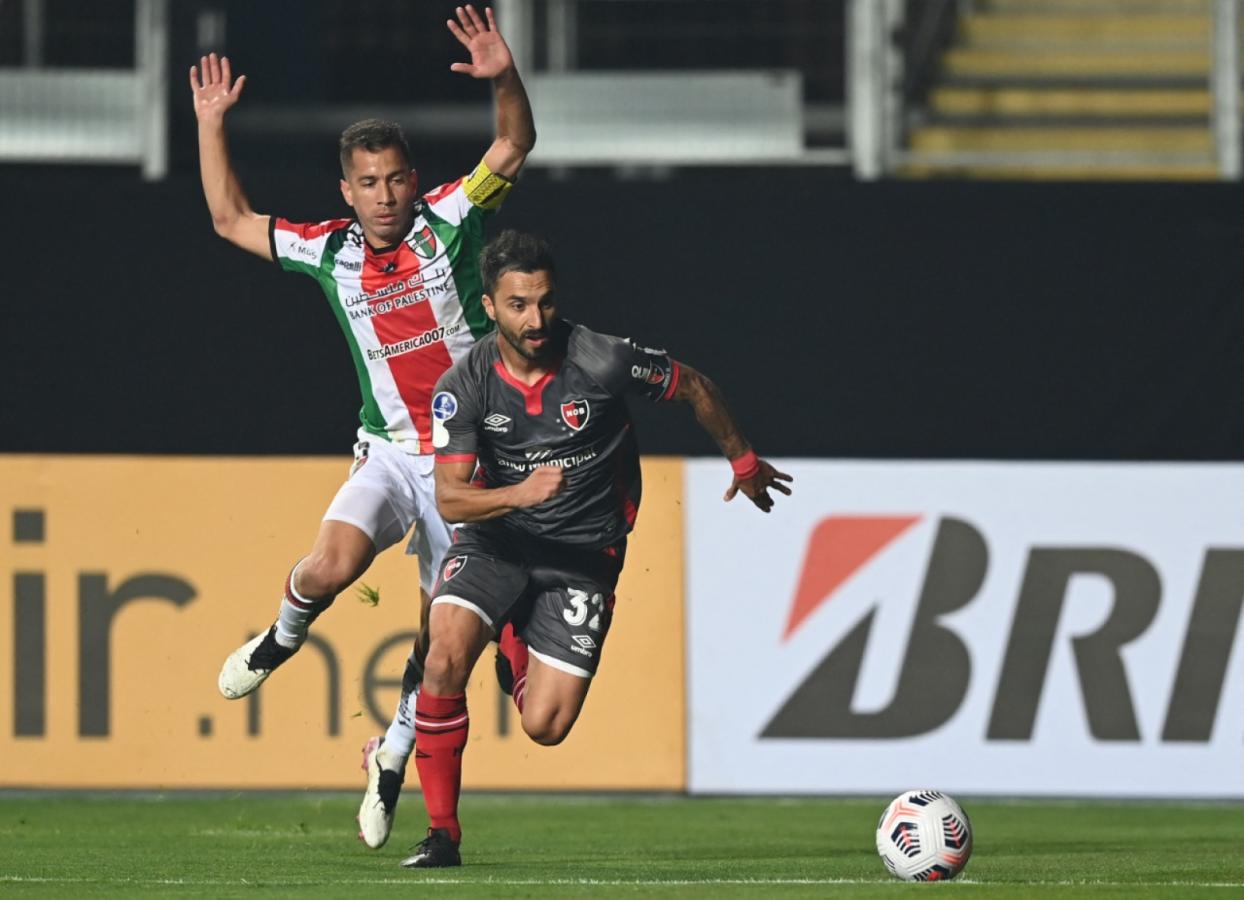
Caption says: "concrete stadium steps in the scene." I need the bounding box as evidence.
[898,161,1219,180]
[911,125,1211,153]
[903,0,1225,179]
[981,0,1210,12]
[929,86,1211,118]
[942,49,1209,80]
[961,14,1209,46]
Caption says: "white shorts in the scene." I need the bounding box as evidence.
[323,432,453,593]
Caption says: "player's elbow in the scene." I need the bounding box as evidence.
[496,133,536,167]
[211,213,246,244]
[435,489,470,524]
[434,496,461,522]
[676,365,713,406]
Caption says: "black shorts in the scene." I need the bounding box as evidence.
[431,525,626,677]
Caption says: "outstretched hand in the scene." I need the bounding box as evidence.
[447,5,515,79]
[189,53,246,123]
[724,460,793,513]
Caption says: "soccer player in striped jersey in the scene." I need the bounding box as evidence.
[189,5,533,850]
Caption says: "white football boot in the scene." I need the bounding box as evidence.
[357,736,406,848]
[217,625,298,700]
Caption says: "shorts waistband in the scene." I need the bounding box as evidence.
[356,427,428,456]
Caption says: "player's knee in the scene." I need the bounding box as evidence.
[422,640,473,695]
[521,710,572,747]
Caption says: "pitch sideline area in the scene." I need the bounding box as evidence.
[0,793,1240,898]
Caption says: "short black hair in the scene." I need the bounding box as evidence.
[338,119,413,175]
[480,230,557,296]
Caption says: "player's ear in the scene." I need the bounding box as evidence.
[339,177,354,209]
[410,168,418,195]
[482,293,497,321]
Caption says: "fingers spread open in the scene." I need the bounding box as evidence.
[464,3,486,32]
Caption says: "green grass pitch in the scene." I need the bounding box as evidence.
[1,793,1241,898]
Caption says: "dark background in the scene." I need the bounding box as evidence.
[2,0,1242,460]
[3,166,1243,459]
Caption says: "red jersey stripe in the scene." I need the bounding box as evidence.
[422,178,465,206]
[274,217,352,240]
[362,241,455,446]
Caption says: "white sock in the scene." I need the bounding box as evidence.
[274,559,332,649]
[380,651,420,760]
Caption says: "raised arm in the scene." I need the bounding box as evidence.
[672,363,793,513]
[435,460,564,523]
[447,5,536,180]
[190,53,272,260]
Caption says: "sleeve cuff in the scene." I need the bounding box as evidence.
[436,453,478,464]
[268,216,279,265]
[661,360,682,402]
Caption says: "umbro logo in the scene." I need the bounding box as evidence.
[571,634,597,650]
[484,412,511,433]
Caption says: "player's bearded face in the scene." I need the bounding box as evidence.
[489,270,558,362]
[339,146,418,245]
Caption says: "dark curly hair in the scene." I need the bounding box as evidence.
[479,230,557,296]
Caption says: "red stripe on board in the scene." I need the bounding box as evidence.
[783,516,921,640]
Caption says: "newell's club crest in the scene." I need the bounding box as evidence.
[442,555,467,581]
[408,225,438,260]
[560,399,590,431]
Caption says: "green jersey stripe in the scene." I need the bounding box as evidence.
[315,230,389,436]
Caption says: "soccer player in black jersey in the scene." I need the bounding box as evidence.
[401,231,792,867]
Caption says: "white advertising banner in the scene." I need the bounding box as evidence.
[686,461,1244,798]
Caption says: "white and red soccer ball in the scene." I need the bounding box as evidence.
[875,790,973,882]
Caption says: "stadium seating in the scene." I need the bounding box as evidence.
[904,0,1224,179]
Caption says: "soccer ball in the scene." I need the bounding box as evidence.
[875,789,972,882]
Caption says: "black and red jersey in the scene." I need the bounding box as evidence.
[431,319,679,548]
